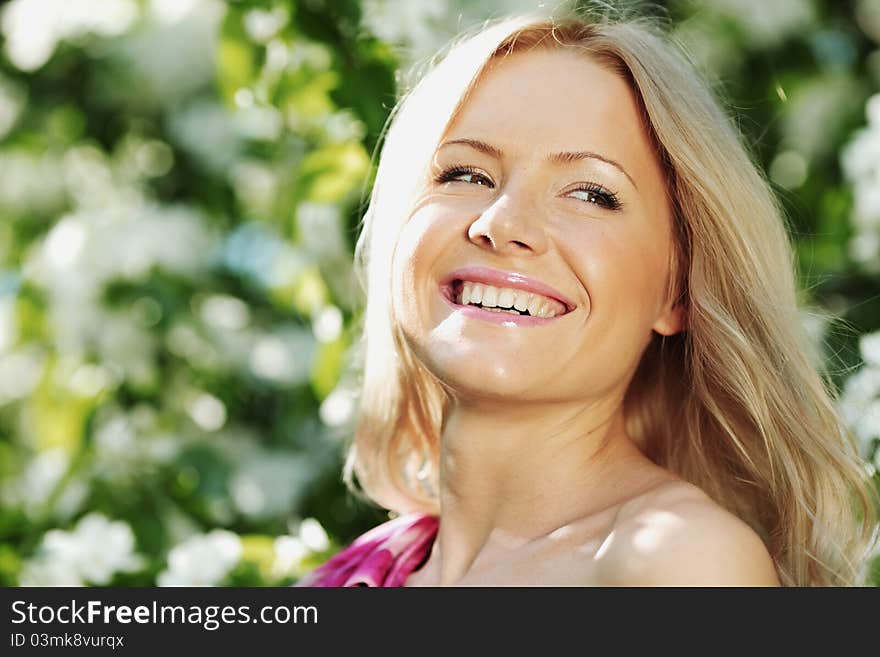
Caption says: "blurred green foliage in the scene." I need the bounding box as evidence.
[0,0,878,586]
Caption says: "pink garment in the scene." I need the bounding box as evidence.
[295,513,439,587]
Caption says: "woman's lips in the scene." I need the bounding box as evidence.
[438,283,570,327]
[439,266,576,312]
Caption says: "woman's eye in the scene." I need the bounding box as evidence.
[434,166,494,188]
[567,185,622,211]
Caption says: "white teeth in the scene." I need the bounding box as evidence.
[527,295,543,317]
[497,289,515,309]
[453,280,566,318]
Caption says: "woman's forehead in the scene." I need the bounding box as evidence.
[450,51,642,138]
[440,49,662,186]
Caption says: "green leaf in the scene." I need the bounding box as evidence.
[310,333,349,400]
[279,67,338,120]
[240,534,277,581]
[217,7,260,104]
[293,142,369,204]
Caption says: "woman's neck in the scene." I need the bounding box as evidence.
[425,395,653,585]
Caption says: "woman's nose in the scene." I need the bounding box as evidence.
[466,191,549,256]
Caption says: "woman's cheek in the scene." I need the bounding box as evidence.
[561,225,652,323]
[590,230,671,332]
[391,205,449,326]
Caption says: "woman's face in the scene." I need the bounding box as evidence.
[391,48,685,403]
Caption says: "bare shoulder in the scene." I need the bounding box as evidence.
[594,479,780,586]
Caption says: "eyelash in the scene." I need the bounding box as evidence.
[433,164,623,211]
[434,165,494,188]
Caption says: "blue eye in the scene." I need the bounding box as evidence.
[567,184,622,211]
[434,165,494,188]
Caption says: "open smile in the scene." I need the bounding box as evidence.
[438,267,576,327]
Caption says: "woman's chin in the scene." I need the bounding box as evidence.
[417,348,550,401]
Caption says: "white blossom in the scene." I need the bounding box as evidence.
[860,332,880,367]
[841,93,880,271]
[185,392,227,432]
[271,518,330,579]
[319,384,358,427]
[157,530,242,586]
[312,305,343,343]
[838,332,880,458]
[1,0,139,71]
[20,513,145,586]
[199,294,250,332]
[272,535,309,579]
[24,203,218,373]
[0,74,25,140]
[298,518,330,552]
[228,448,310,519]
[93,406,178,480]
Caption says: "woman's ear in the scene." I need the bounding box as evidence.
[651,298,687,336]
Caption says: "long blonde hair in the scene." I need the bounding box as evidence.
[343,8,879,586]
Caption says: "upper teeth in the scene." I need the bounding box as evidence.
[456,281,565,318]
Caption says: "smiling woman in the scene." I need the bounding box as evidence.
[296,9,879,587]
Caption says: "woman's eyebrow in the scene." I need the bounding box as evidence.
[439,137,637,190]
[548,149,637,190]
[440,137,504,159]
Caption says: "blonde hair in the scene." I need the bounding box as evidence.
[343,8,879,586]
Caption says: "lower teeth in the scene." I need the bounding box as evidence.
[478,305,522,315]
